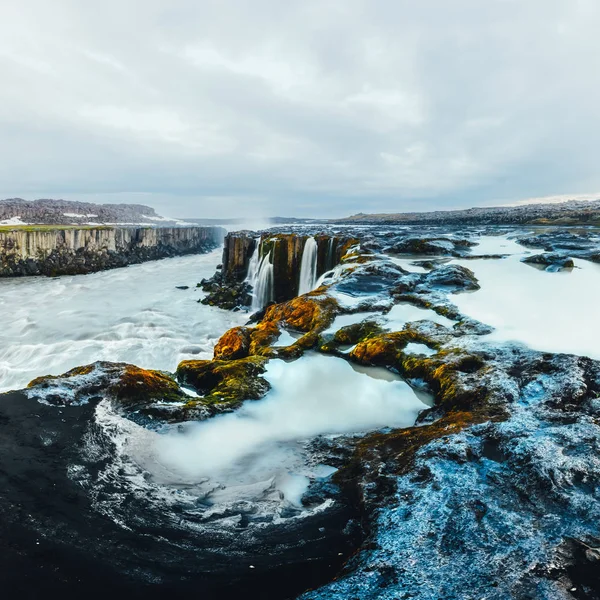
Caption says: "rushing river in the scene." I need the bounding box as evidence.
[0,250,246,393]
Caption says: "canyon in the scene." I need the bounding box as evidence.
[1,223,599,599]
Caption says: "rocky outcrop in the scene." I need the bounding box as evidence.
[0,226,225,277]
[522,252,575,271]
[384,236,476,256]
[202,231,358,309]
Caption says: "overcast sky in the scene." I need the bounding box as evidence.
[0,0,599,218]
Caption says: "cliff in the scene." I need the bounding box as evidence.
[201,231,358,309]
[0,226,226,277]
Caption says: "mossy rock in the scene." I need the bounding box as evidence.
[333,320,384,346]
[399,349,488,409]
[176,355,270,408]
[27,361,186,408]
[262,293,339,334]
[213,326,252,360]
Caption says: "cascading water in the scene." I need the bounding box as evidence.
[298,237,318,295]
[246,239,260,284]
[250,247,275,311]
[326,237,336,271]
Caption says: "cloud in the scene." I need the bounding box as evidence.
[0,0,599,217]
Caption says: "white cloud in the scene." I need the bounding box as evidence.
[0,0,599,217]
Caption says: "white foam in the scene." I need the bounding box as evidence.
[404,342,437,356]
[383,303,456,331]
[452,246,600,360]
[152,354,427,504]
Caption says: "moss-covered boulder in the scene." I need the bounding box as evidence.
[259,292,340,352]
[27,361,186,409]
[176,355,270,409]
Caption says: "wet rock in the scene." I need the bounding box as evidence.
[26,362,195,422]
[200,278,252,310]
[333,261,409,299]
[384,236,476,257]
[522,252,575,271]
[419,264,480,292]
[303,348,600,600]
[259,293,341,352]
[333,320,385,347]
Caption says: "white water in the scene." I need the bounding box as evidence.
[251,250,275,311]
[298,237,318,295]
[152,353,427,507]
[384,302,456,331]
[322,311,381,334]
[245,239,260,284]
[451,240,600,360]
[0,250,246,392]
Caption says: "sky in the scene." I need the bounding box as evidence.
[0,0,599,219]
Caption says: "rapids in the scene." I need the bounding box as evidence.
[0,250,246,392]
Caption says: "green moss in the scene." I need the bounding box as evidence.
[333,320,384,345]
[176,355,270,408]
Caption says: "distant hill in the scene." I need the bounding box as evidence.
[335,198,600,226]
[0,198,185,226]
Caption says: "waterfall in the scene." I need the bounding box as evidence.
[246,240,260,283]
[326,237,336,271]
[298,237,318,295]
[252,251,274,311]
[246,239,275,311]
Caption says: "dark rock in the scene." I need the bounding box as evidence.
[384,236,476,257]
[522,252,575,271]
[420,264,480,292]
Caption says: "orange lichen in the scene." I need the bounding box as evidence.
[115,364,182,403]
[213,326,252,360]
[262,294,339,333]
[249,320,281,355]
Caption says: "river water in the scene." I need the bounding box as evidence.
[0,250,246,393]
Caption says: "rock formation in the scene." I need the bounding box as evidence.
[0,226,225,276]
[201,231,358,309]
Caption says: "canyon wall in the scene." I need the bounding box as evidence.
[0,226,226,277]
[202,231,358,309]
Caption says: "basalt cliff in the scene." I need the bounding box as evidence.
[0,226,225,277]
[201,230,358,309]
